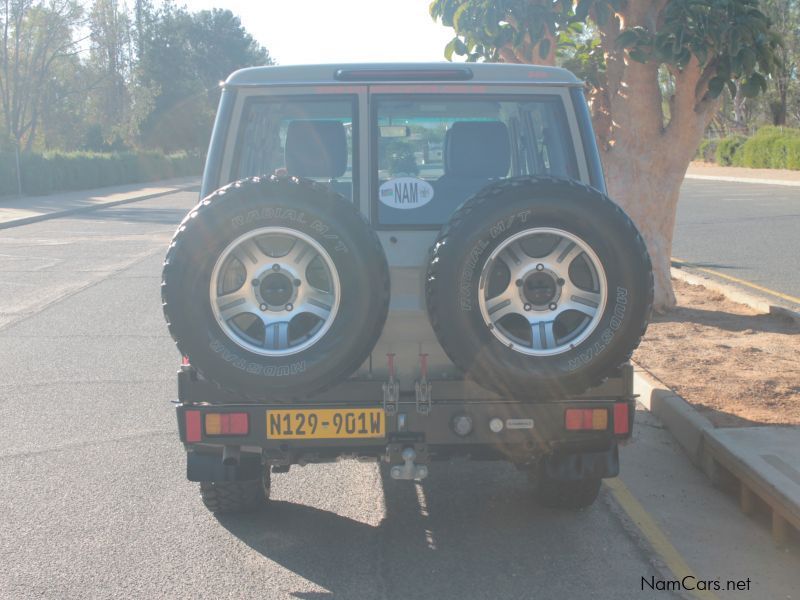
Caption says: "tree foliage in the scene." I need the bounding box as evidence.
[136,4,272,151]
[0,0,85,151]
[431,0,783,137]
[758,0,799,124]
[0,1,272,154]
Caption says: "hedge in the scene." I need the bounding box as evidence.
[714,135,747,166]
[733,126,800,170]
[697,138,719,162]
[0,150,201,197]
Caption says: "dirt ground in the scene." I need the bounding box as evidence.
[633,278,800,427]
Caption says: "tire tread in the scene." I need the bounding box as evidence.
[425,176,654,394]
[162,175,390,402]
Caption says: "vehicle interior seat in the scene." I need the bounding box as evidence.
[285,120,352,200]
[434,121,511,209]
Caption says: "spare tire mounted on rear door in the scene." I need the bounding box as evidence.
[426,176,653,399]
[162,176,390,401]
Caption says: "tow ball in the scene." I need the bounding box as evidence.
[389,447,429,481]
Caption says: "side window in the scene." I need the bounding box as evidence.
[232,96,356,201]
[374,96,577,227]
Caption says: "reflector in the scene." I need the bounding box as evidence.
[185,410,201,443]
[614,403,629,435]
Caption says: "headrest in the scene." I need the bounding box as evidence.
[444,121,510,178]
[285,120,347,178]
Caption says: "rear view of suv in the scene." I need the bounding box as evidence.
[162,63,652,514]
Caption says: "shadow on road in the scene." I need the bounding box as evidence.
[673,261,742,271]
[216,461,612,599]
[71,206,190,225]
[653,305,799,334]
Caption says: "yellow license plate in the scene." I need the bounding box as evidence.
[266,408,385,440]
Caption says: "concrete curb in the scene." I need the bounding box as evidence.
[633,365,715,472]
[684,174,800,187]
[670,265,800,326]
[0,181,200,230]
[634,364,800,544]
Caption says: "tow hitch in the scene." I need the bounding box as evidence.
[387,443,429,480]
[390,447,429,480]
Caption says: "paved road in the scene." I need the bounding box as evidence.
[675,179,800,300]
[0,191,797,599]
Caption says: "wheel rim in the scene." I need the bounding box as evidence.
[209,227,341,357]
[478,227,607,357]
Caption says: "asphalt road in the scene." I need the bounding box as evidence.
[675,179,800,301]
[0,190,797,599]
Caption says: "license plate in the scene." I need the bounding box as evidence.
[266,408,385,440]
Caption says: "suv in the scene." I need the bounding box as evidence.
[162,63,652,514]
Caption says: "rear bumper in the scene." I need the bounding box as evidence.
[175,365,635,477]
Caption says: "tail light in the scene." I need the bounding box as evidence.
[564,408,608,431]
[613,403,630,435]
[184,410,201,442]
[205,413,249,436]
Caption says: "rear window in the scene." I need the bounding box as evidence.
[232,96,357,201]
[374,95,577,226]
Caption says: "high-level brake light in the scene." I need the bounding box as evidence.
[334,67,474,82]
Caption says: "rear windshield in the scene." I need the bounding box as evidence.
[374,95,577,226]
[232,96,356,201]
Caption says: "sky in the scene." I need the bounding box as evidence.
[182,0,459,65]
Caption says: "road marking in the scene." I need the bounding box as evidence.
[605,478,720,600]
[672,258,800,305]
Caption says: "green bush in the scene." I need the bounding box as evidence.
[697,139,719,162]
[0,150,201,197]
[734,126,800,170]
[787,138,800,170]
[715,135,746,166]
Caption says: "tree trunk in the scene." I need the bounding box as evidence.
[601,148,690,313]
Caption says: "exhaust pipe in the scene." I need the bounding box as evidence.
[222,445,241,467]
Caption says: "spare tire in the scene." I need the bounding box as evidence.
[162,176,390,401]
[426,176,652,399]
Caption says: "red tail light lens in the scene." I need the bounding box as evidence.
[185,410,201,443]
[614,403,630,435]
[565,408,608,431]
[205,413,249,436]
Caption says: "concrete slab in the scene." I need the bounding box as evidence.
[705,427,800,542]
[0,177,199,229]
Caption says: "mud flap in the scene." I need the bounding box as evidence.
[543,444,619,482]
[187,452,262,482]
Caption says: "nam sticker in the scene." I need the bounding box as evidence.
[379,177,434,209]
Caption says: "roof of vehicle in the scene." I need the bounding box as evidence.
[224,63,582,87]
